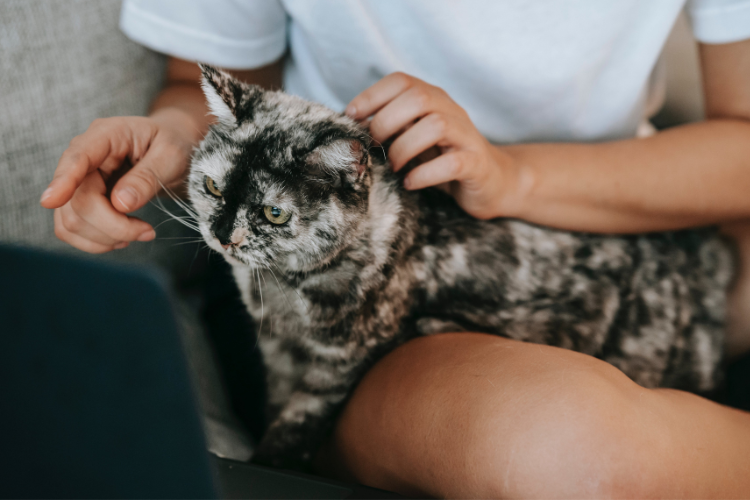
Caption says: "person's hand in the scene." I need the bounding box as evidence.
[346,72,521,220]
[41,109,200,253]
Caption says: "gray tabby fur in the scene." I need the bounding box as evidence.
[189,66,734,470]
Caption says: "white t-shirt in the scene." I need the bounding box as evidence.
[120,0,750,143]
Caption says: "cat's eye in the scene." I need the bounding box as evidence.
[263,206,291,225]
[204,176,222,197]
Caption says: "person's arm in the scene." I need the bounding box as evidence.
[347,39,750,233]
[499,39,750,233]
[41,57,282,254]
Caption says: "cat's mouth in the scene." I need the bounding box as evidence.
[216,242,247,265]
[224,252,247,267]
[220,245,260,268]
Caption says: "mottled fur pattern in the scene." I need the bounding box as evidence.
[189,66,734,471]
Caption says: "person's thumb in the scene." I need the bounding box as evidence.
[110,151,179,213]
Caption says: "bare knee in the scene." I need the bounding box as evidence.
[320,334,669,498]
[461,351,666,498]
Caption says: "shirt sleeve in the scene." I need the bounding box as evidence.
[119,0,287,69]
[687,0,750,43]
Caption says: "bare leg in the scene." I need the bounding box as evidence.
[315,333,750,498]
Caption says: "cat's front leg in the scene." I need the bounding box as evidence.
[252,322,394,469]
[251,389,349,471]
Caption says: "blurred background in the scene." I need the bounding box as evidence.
[0,0,258,465]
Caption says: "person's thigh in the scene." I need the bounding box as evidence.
[314,333,750,499]
[314,333,640,498]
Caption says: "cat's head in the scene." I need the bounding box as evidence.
[189,65,372,272]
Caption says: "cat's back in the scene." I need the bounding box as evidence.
[411,187,633,286]
[412,187,731,292]
[405,187,733,390]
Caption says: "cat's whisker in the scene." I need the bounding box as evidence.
[150,196,201,232]
[169,216,200,227]
[148,175,203,235]
[366,135,387,165]
[154,216,202,233]
[268,266,296,314]
[162,237,206,244]
[187,240,206,276]
[258,268,277,339]
[256,267,265,339]
[257,269,275,339]
[153,176,200,220]
[155,214,199,232]
[271,263,309,313]
[170,240,207,247]
[156,236,206,240]
[170,196,200,221]
[152,219,180,231]
[155,197,200,225]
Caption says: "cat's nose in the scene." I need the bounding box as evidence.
[221,243,232,250]
[230,227,249,245]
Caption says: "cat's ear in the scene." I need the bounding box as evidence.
[199,64,258,127]
[306,139,369,187]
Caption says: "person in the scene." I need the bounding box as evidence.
[41,1,750,497]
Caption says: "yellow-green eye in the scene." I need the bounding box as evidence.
[263,206,291,225]
[204,176,222,197]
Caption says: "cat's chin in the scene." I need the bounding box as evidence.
[221,252,247,267]
[203,238,257,268]
[215,247,257,268]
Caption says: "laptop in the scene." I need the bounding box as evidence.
[0,245,399,499]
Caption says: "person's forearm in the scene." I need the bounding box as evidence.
[148,57,217,145]
[149,83,210,145]
[499,118,750,233]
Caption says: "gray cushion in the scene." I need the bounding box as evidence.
[0,0,163,250]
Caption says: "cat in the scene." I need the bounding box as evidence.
[188,65,734,471]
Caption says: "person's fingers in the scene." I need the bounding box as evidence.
[346,72,426,120]
[403,151,477,191]
[110,138,189,214]
[54,208,126,254]
[368,86,455,144]
[41,119,135,209]
[388,113,469,171]
[57,204,120,246]
[71,172,156,242]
